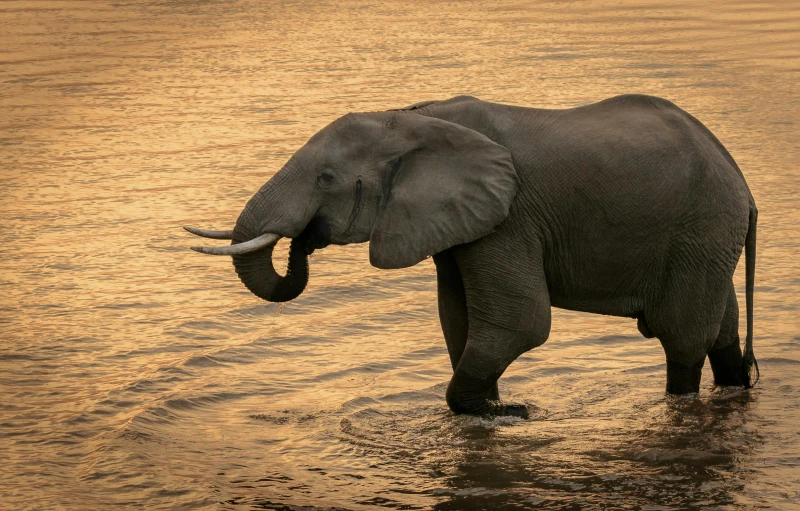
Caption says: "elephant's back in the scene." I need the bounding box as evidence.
[508,95,753,315]
[520,95,753,220]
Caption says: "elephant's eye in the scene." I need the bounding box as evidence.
[317,171,335,186]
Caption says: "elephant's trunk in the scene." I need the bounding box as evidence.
[231,237,309,303]
[188,159,318,303]
[230,181,311,303]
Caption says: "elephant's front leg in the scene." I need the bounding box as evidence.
[446,238,551,418]
[433,251,499,401]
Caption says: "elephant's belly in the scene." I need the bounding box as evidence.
[548,292,644,318]
[544,254,653,318]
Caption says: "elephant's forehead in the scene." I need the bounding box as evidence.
[302,113,396,160]
[328,113,388,140]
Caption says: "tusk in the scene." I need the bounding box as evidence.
[183,226,235,240]
[191,232,281,256]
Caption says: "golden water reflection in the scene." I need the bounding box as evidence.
[1,1,798,509]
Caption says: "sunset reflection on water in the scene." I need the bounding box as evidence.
[1,1,798,509]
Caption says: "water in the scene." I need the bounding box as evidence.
[1,1,798,509]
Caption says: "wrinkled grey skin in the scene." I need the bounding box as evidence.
[214,94,759,418]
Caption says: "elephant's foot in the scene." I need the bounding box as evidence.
[446,386,528,418]
[486,401,529,418]
[448,397,529,418]
[488,382,500,401]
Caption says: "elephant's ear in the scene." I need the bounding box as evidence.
[369,114,518,269]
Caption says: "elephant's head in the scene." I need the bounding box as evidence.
[187,109,518,302]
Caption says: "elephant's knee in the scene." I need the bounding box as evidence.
[527,325,550,349]
[518,312,551,351]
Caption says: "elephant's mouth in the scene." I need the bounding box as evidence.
[185,215,333,303]
[295,215,333,254]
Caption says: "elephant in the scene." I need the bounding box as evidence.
[186,94,759,418]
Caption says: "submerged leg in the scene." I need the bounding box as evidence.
[445,238,551,418]
[707,284,747,387]
[434,251,498,400]
[447,343,534,418]
[666,357,705,394]
[648,259,729,395]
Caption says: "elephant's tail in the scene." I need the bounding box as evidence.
[742,206,759,388]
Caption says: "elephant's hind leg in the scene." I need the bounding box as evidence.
[707,283,747,387]
[657,325,714,395]
[433,250,499,400]
[665,357,706,394]
[649,259,730,395]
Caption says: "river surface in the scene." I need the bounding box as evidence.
[1,1,799,509]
